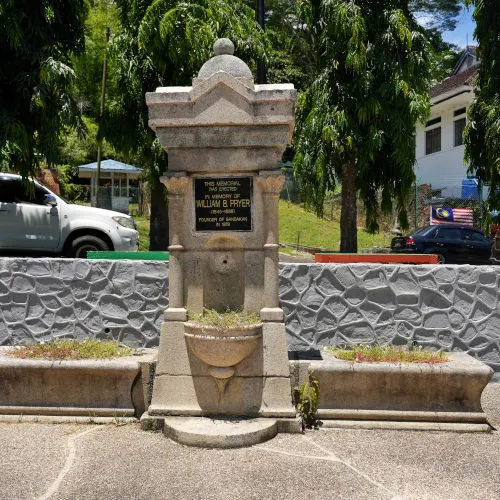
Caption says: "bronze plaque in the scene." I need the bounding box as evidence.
[194,177,252,231]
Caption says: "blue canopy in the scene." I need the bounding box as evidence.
[78,159,142,175]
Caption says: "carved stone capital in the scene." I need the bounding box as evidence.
[160,174,189,197]
[256,173,285,195]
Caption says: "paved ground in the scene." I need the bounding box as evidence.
[1,383,499,500]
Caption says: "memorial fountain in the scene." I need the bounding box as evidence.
[140,39,300,447]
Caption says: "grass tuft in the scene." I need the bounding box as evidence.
[188,308,261,329]
[327,344,449,364]
[10,338,135,360]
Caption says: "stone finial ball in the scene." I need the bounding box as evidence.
[213,38,234,56]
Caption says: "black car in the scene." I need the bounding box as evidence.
[391,224,492,264]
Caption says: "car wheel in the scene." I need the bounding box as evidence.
[436,254,446,264]
[69,235,109,258]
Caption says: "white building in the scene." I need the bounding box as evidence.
[415,47,479,198]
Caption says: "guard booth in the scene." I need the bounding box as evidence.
[78,159,142,213]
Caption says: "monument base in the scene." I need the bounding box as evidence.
[143,316,299,444]
[140,414,302,444]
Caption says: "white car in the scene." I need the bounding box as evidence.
[0,173,139,257]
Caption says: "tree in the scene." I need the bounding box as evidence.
[463,0,500,220]
[424,27,460,84]
[105,0,266,249]
[294,0,431,252]
[410,0,461,31]
[0,0,87,175]
[72,0,121,118]
[241,0,318,91]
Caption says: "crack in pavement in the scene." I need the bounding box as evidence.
[37,426,102,500]
[257,434,400,499]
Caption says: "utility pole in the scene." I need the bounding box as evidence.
[256,0,266,84]
[95,26,110,208]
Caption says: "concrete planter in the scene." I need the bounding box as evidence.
[307,350,494,431]
[0,347,157,421]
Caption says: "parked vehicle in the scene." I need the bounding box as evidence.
[0,173,139,257]
[391,223,492,264]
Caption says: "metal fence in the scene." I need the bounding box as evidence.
[278,171,489,235]
[407,182,487,233]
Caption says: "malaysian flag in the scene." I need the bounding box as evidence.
[431,207,474,226]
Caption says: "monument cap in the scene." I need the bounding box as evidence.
[197,38,253,79]
[213,38,234,56]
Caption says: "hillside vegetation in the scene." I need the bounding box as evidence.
[134,200,393,252]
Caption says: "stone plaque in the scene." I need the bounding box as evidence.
[194,177,252,231]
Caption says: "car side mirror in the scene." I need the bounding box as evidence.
[44,194,57,207]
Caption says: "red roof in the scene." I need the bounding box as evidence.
[430,65,478,98]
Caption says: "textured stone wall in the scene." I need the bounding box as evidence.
[280,263,500,373]
[1,259,499,373]
[0,259,169,347]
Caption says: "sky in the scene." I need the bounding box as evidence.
[441,6,476,49]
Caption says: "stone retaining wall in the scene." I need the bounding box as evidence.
[0,259,169,347]
[282,264,500,373]
[0,259,499,372]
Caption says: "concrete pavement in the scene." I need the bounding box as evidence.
[1,383,499,500]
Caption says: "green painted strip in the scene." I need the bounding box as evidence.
[87,251,169,261]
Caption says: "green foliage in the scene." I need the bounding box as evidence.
[0,0,87,175]
[10,338,135,360]
[252,0,318,91]
[463,0,500,222]
[189,308,261,330]
[328,344,448,363]
[423,27,460,85]
[138,0,266,82]
[72,0,121,118]
[55,164,89,203]
[104,0,268,250]
[294,1,431,249]
[293,372,321,431]
[58,117,118,166]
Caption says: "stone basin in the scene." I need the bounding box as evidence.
[184,322,262,369]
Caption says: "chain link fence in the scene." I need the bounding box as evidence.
[407,181,487,233]
[89,186,143,215]
[278,169,488,235]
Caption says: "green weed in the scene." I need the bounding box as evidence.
[327,344,448,364]
[10,338,135,360]
[293,372,321,431]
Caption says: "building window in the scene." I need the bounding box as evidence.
[454,107,466,117]
[425,127,441,155]
[426,117,441,127]
[454,117,466,146]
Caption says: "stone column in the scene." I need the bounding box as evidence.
[257,171,285,321]
[161,173,189,321]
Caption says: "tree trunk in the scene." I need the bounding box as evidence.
[149,179,169,251]
[340,160,357,253]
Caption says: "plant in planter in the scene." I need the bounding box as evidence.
[327,344,449,364]
[9,338,135,360]
[184,308,262,397]
[0,339,156,420]
[307,343,494,430]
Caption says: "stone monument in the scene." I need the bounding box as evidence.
[142,39,299,446]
